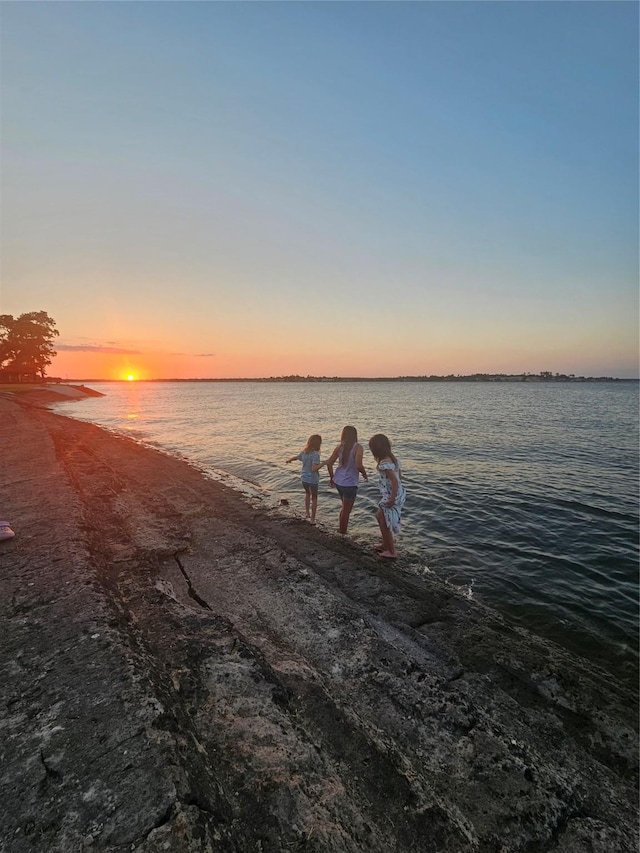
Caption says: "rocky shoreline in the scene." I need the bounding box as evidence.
[0,395,637,852]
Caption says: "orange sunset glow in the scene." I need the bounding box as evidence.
[47,334,638,383]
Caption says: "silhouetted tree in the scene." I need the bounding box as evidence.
[0,311,59,380]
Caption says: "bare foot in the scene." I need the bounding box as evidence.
[377,550,397,560]
[373,543,385,552]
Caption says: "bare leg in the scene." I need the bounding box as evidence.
[338,498,356,535]
[304,487,311,518]
[375,508,396,557]
[310,491,318,523]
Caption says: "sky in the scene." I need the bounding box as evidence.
[1,1,638,380]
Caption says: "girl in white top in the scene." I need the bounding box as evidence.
[368,433,406,559]
[325,425,368,535]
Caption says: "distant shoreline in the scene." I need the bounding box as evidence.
[59,374,637,384]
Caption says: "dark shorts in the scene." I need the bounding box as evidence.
[336,484,358,501]
[302,482,319,494]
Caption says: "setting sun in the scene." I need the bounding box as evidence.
[126,374,136,382]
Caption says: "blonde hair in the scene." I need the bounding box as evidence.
[340,425,357,466]
[304,434,322,453]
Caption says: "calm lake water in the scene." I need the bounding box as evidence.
[53,381,639,684]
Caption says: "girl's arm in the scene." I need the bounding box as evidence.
[312,451,325,472]
[383,468,399,506]
[354,444,368,481]
[325,445,340,484]
[285,455,298,464]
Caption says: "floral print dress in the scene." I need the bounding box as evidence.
[378,458,406,535]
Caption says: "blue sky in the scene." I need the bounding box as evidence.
[1,1,638,379]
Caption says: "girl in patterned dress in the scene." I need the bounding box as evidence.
[368,434,406,559]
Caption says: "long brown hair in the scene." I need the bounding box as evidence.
[368,433,397,466]
[304,434,322,453]
[340,425,357,466]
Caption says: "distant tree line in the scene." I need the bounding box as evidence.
[141,372,623,383]
[239,372,619,383]
[0,311,59,382]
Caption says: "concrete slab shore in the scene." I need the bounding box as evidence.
[0,396,637,852]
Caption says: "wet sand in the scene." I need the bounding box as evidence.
[0,395,637,852]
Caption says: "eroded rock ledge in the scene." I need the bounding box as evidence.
[0,397,636,852]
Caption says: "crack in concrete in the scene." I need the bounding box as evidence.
[86,728,145,766]
[174,554,212,610]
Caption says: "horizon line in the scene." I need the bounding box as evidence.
[57,373,638,383]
